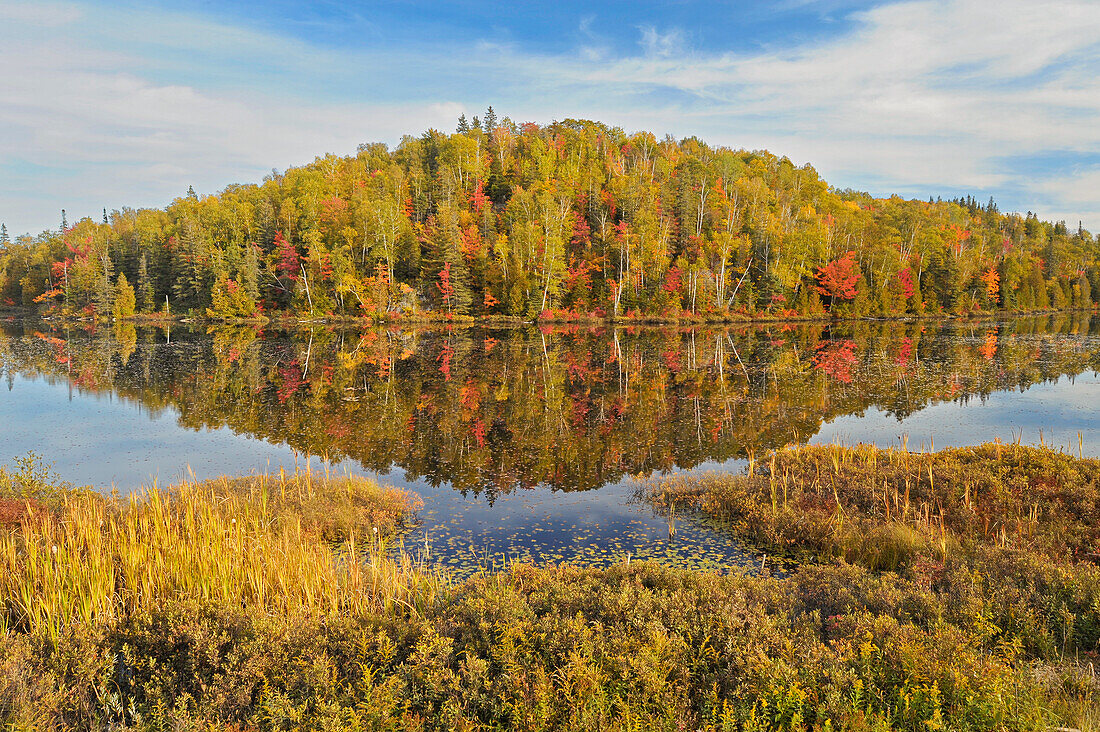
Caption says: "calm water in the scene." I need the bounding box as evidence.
[2,315,1098,575]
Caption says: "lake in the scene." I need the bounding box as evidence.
[2,314,1098,575]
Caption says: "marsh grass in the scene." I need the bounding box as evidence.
[641,443,1100,730]
[3,448,1099,730]
[644,442,1100,569]
[205,469,423,540]
[0,466,441,643]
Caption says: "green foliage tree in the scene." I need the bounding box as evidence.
[112,272,135,320]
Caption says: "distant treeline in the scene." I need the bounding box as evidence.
[1,112,1097,320]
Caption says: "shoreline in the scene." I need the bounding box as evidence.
[5,304,1097,329]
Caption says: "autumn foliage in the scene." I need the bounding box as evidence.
[814,251,861,302]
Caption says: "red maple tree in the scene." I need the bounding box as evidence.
[897,268,915,300]
[437,262,455,312]
[274,231,299,282]
[814,251,860,301]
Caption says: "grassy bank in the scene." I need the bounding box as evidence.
[2,447,1099,730]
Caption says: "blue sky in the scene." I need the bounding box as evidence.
[2,0,1099,236]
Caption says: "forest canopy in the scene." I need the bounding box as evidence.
[1,113,1097,320]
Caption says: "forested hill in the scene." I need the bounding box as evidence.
[1,115,1098,321]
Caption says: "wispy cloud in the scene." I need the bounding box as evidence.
[492,0,1100,224]
[0,1,463,234]
[0,0,1097,235]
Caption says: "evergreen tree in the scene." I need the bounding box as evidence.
[137,253,154,313]
[187,185,198,200]
[432,208,472,314]
[61,209,67,232]
[113,272,136,319]
[484,106,498,132]
[94,251,115,320]
[456,114,470,134]
[0,224,8,248]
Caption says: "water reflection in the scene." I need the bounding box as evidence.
[1,314,1098,575]
[3,315,1098,492]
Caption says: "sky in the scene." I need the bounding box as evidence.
[2,0,1100,237]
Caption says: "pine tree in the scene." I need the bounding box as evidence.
[103,208,109,225]
[432,208,472,314]
[457,114,470,134]
[94,251,115,320]
[0,224,8,248]
[61,209,67,232]
[484,106,498,132]
[137,253,154,313]
[187,185,198,200]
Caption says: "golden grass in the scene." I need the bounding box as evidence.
[0,471,442,642]
[642,442,1100,569]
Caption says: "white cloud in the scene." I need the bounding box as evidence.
[0,0,1097,234]
[490,0,1100,225]
[0,3,462,234]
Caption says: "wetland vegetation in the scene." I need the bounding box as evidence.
[2,444,1098,730]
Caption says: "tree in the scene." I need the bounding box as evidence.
[431,208,473,314]
[137,253,154,313]
[112,272,136,319]
[273,230,300,304]
[813,251,861,307]
[207,274,257,319]
[980,266,1000,305]
[484,106,498,132]
[0,224,8,248]
[94,249,115,320]
[437,261,456,312]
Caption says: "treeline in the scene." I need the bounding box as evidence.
[1,113,1098,320]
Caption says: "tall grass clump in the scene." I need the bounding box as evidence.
[644,442,1100,568]
[0,467,440,643]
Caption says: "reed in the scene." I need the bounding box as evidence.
[0,470,442,642]
[643,441,1100,569]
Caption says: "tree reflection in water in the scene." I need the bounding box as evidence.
[2,314,1097,496]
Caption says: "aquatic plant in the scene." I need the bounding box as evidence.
[642,442,1100,566]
